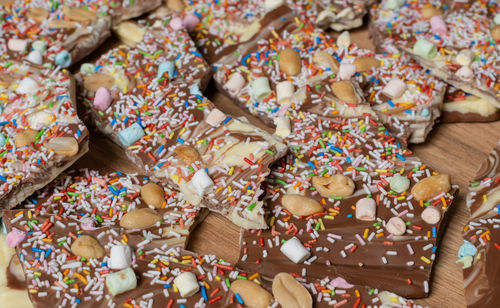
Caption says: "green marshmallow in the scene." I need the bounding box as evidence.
[384,0,405,10]
[495,13,500,25]
[456,255,473,269]
[390,174,410,194]
[251,77,272,101]
[32,40,47,55]
[413,39,437,59]
[105,267,137,296]
[80,63,95,75]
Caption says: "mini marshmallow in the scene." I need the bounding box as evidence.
[205,108,226,126]
[174,272,200,297]
[386,217,406,236]
[276,81,294,105]
[355,198,376,221]
[338,62,356,80]
[26,50,43,65]
[412,39,437,59]
[224,72,246,96]
[421,206,441,224]
[105,267,137,296]
[80,217,96,231]
[251,77,272,101]
[109,245,132,270]
[16,77,38,94]
[384,0,405,10]
[264,0,284,10]
[190,169,214,197]
[80,63,95,74]
[183,14,200,31]
[336,31,351,48]
[274,116,291,138]
[158,61,175,79]
[389,174,410,193]
[189,84,203,96]
[280,237,311,263]
[456,66,474,82]
[170,17,184,30]
[94,87,112,111]
[495,13,500,25]
[382,78,407,99]
[458,240,477,258]
[118,123,145,146]
[8,39,27,52]
[455,50,473,67]
[329,277,354,289]
[430,15,447,36]
[6,228,25,247]
[32,40,47,54]
[27,111,51,129]
[55,50,72,68]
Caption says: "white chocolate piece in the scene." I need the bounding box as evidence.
[280,237,311,263]
[205,109,226,126]
[338,62,356,80]
[382,78,407,99]
[105,267,137,296]
[276,81,294,105]
[16,77,38,94]
[264,0,284,11]
[274,116,291,138]
[174,272,200,297]
[421,206,441,224]
[190,169,214,197]
[7,39,27,52]
[455,50,473,67]
[336,31,351,48]
[355,198,376,221]
[109,245,132,270]
[26,50,43,65]
[456,66,474,82]
[386,217,406,236]
[224,72,246,96]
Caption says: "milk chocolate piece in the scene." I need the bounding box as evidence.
[0,60,88,211]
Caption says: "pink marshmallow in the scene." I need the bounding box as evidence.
[382,78,407,99]
[80,218,97,231]
[206,108,226,126]
[170,17,184,30]
[338,63,356,80]
[183,14,200,31]
[430,16,447,36]
[224,72,246,96]
[6,227,25,247]
[330,277,354,289]
[456,66,474,82]
[93,87,112,111]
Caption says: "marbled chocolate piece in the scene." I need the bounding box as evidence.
[442,87,500,123]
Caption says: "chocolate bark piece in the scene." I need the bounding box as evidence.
[237,110,458,298]
[369,0,499,108]
[461,141,500,308]
[442,87,500,123]
[76,36,286,229]
[0,1,111,68]
[0,60,89,211]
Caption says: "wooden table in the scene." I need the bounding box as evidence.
[71,25,497,307]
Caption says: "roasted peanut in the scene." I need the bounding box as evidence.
[83,73,115,92]
[312,174,355,197]
[312,50,339,71]
[26,7,49,23]
[230,279,273,308]
[48,19,77,29]
[15,129,38,147]
[167,0,185,12]
[331,80,359,105]
[120,208,161,229]
[353,57,380,72]
[279,48,301,76]
[45,136,79,156]
[174,145,201,165]
[411,174,451,201]
[281,194,323,216]
[272,272,312,308]
[421,6,441,19]
[140,182,165,209]
[71,235,104,259]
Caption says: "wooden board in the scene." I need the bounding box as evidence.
[69,25,500,307]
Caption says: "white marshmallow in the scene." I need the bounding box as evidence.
[26,50,43,65]
[190,169,214,197]
[336,31,351,48]
[27,111,51,129]
[205,108,226,127]
[386,217,406,236]
[8,39,27,52]
[276,81,294,105]
[355,198,376,221]
[280,237,311,263]
[382,78,407,99]
[338,62,356,80]
[109,245,132,270]
[456,66,474,82]
[105,267,137,296]
[224,72,246,96]
[455,50,473,67]
[421,206,441,225]
[274,116,291,138]
[16,77,38,94]
[174,272,200,297]
[264,0,284,10]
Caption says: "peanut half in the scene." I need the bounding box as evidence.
[83,73,115,92]
[174,145,201,165]
[15,129,38,147]
[140,182,165,208]
[312,174,355,198]
[312,50,339,72]
[279,47,301,76]
[411,174,451,201]
[272,272,312,308]
[230,279,273,308]
[167,0,186,12]
[71,235,104,259]
[120,208,161,229]
[421,6,442,19]
[26,7,49,23]
[62,6,96,22]
[353,57,380,72]
[45,136,79,156]
[281,194,323,216]
[331,80,359,105]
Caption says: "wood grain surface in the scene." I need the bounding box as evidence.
[68,26,494,307]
